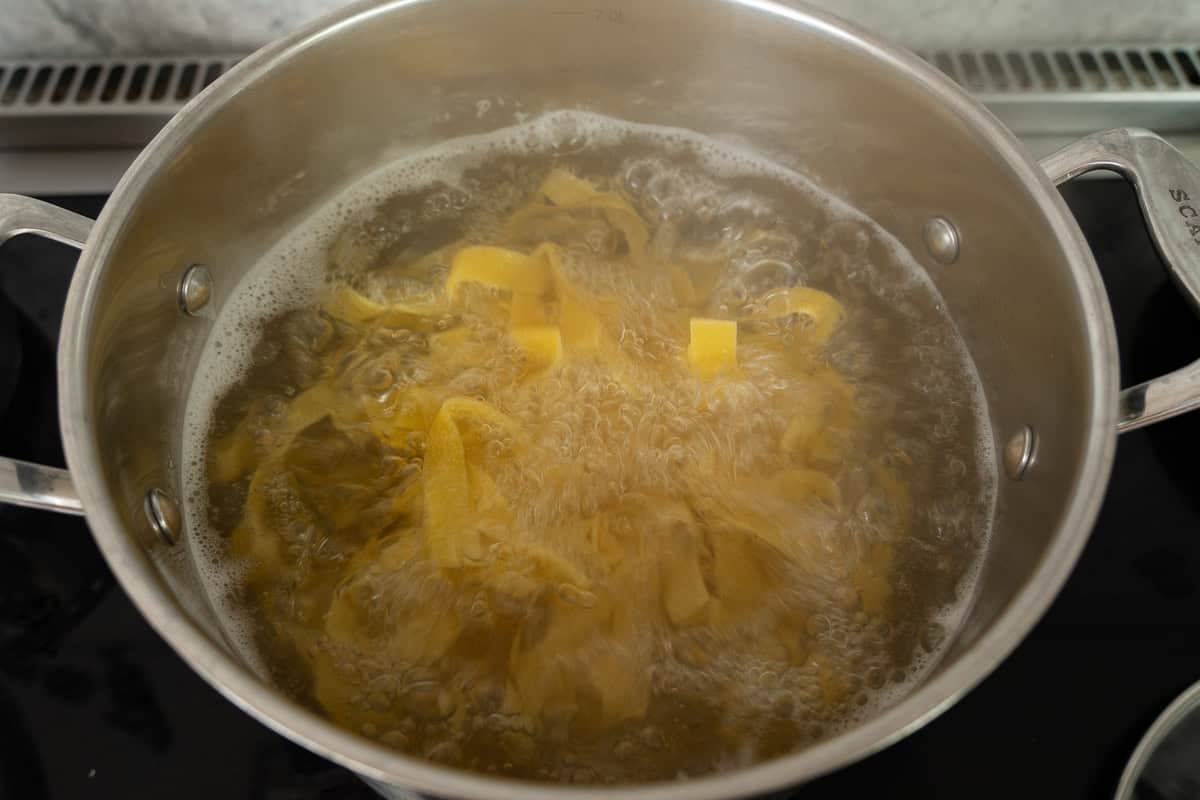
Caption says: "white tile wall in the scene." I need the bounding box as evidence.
[2,0,1198,59]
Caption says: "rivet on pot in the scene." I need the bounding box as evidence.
[1003,425,1037,480]
[144,488,181,545]
[923,217,960,265]
[178,264,213,316]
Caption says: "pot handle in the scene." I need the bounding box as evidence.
[0,194,94,515]
[1041,128,1200,433]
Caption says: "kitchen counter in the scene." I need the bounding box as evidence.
[3,0,1200,59]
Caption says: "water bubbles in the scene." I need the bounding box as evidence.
[622,158,658,194]
[364,366,395,393]
[425,741,463,764]
[545,113,588,155]
[739,259,795,297]
[179,108,997,784]
[821,219,871,259]
[381,729,409,749]
[919,621,946,653]
[640,726,666,750]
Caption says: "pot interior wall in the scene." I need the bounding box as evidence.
[81,0,1105,735]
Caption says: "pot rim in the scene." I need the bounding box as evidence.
[56,0,1119,796]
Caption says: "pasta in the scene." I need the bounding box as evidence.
[209,166,910,781]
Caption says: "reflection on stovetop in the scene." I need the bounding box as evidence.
[0,188,1195,800]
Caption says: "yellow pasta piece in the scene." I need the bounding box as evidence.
[464,515,593,604]
[679,258,724,305]
[209,425,257,483]
[310,649,396,733]
[324,535,462,662]
[326,580,462,665]
[508,654,574,718]
[325,285,386,323]
[397,388,439,431]
[537,243,604,350]
[870,542,895,572]
[709,532,769,618]
[510,291,549,326]
[212,380,362,484]
[538,169,604,207]
[430,325,471,351]
[773,468,843,511]
[587,516,625,568]
[669,264,697,307]
[821,368,856,414]
[535,169,649,261]
[698,490,798,563]
[423,405,477,568]
[286,381,349,431]
[482,567,543,603]
[324,285,436,329]
[440,396,523,444]
[872,462,912,534]
[603,206,649,262]
[850,541,896,616]
[747,286,846,346]
[854,566,893,616]
[388,606,463,664]
[499,538,591,590]
[230,456,323,585]
[511,326,563,373]
[428,326,480,373]
[587,648,650,722]
[423,397,525,567]
[772,616,810,664]
[242,461,277,533]
[386,240,462,279]
[468,463,510,518]
[446,245,550,298]
[507,599,613,717]
[244,459,297,535]
[662,545,710,625]
[391,480,423,519]
[365,386,440,451]
[500,203,583,244]
[228,520,284,582]
[687,317,738,379]
[816,658,851,707]
[560,293,603,350]
[784,369,857,466]
[781,405,825,457]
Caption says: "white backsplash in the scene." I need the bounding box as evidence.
[2,0,1199,59]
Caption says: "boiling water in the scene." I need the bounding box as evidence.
[181,111,995,782]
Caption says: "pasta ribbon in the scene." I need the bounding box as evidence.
[512,325,564,374]
[744,286,845,346]
[210,164,916,762]
[687,317,738,379]
[446,245,551,298]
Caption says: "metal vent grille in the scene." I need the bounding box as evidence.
[915,45,1200,138]
[916,45,1200,93]
[0,56,239,111]
[0,55,241,110]
[0,55,241,151]
[2,46,1200,193]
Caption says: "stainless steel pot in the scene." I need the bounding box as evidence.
[0,1,1197,797]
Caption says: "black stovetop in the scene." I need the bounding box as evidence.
[0,184,1197,800]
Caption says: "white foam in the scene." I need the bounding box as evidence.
[179,110,997,726]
